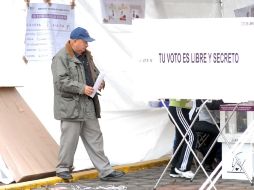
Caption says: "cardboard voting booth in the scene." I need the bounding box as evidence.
[219,104,254,180]
[0,87,59,182]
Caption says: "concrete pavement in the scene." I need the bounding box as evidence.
[1,157,254,190]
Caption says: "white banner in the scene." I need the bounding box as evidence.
[25,3,74,61]
[127,18,254,102]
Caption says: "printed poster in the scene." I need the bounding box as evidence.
[234,4,254,17]
[25,3,74,61]
[100,0,145,24]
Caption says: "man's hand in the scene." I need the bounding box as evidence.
[84,86,94,96]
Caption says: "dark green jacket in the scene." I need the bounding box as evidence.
[51,41,102,120]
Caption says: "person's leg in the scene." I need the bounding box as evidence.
[56,121,81,174]
[208,123,221,165]
[168,107,197,179]
[171,128,184,177]
[80,119,114,178]
[175,107,197,172]
[193,121,220,169]
[215,142,222,163]
[194,121,219,136]
[168,107,184,176]
[193,121,211,157]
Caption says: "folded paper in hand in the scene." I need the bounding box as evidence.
[90,73,105,98]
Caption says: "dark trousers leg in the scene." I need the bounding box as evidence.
[193,121,221,165]
[168,107,197,171]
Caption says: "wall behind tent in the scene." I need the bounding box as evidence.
[1,0,231,173]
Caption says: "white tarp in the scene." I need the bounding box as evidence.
[11,0,175,173]
[0,156,14,184]
[20,0,220,172]
[0,1,26,87]
[1,0,253,183]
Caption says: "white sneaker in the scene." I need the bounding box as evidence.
[175,168,194,179]
[169,172,180,178]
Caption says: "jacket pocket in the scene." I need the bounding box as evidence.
[59,96,80,119]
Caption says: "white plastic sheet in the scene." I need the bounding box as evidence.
[0,156,14,184]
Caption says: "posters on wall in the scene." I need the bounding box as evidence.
[25,3,74,61]
[100,0,145,24]
[234,4,254,17]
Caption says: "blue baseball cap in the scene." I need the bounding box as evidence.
[70,27,95,42]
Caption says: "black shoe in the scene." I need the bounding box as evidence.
[56,171,72,180]
[204,164,214,172]
[100,170,125,181]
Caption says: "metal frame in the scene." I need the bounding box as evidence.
[200,103,254,190]
[154,99,214,190]
[153,100,253,190]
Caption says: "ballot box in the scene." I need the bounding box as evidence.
[219,103,254,180]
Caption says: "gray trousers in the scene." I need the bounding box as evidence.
[56,119,113,178]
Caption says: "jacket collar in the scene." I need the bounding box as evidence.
[65,41,91,64]
[65,41,75,58]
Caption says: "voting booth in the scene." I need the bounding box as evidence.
[219,104,254,180]
[128,17,254,189]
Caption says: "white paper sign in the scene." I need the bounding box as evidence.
[128,18,254,102]
[25,3,74,61]
[90,73,105,98]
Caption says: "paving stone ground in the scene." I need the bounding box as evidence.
[32,165,254,190]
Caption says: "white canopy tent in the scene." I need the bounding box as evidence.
[0,0,253,183]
